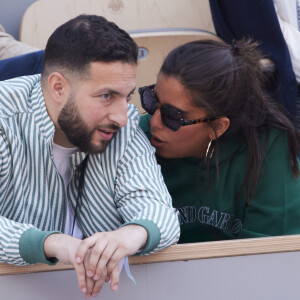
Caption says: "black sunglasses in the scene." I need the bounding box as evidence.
[139,84,219,131]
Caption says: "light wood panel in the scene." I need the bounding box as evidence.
[19,0,219,112]
[20,0,215,48]
[1,234,300,276]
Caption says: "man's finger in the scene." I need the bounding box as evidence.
[92,242,117,281]
[74,259,87,294]
[91,267,108,298]
[85,240,107,279]
[75,236,97,264]
[84,253,95,297]
[110,265,120,292]
[85,276,95,298]
[106,247,126,275]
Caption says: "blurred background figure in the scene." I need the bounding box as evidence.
[209,0,299,128]
[0,24,38,60]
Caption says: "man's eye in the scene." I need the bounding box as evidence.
[127,94,134,102]
[100,94,111,100]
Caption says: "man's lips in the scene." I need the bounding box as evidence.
[97,129,117,140]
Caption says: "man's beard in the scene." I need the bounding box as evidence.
[57,94,119,154]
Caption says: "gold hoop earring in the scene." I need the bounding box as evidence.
[205,139,215,162]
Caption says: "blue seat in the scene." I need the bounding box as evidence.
[0,50,44,81]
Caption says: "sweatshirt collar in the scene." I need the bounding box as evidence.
[210,135,245,166]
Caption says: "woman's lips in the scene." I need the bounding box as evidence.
[150,135,165,147]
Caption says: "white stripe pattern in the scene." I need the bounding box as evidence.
[297,0,300,31]
[0,75,180,265]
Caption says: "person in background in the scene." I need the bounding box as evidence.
[139,39,300,243]
[0,24,43,81]
[273,0,300,128]
[0,24,39,60]
[209,0,298,126]
[0,14,179,298]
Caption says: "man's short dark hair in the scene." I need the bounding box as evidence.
[42,14,138,77]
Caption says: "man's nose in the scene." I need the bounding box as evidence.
[108,98,128,128]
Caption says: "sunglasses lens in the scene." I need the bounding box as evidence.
[139,86,182,131]
[161,105,181,131]
[141,88,157,115]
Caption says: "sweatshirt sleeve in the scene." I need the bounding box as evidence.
[114,108,180,254]
[239,130,300,238]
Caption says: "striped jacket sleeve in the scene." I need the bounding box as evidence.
[114,114,180,254]
[0,130,32,265]
[0,130,57,265]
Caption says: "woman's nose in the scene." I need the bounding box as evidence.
[150,107,163,131]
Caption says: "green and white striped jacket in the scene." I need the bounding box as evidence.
[0,75,180,266]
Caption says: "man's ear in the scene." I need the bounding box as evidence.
[208,117,230,140]
[47,72,70,105]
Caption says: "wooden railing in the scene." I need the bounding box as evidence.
[2,234,300,276]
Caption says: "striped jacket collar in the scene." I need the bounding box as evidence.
[31,75,88,167]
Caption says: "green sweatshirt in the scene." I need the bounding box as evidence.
[140,114,300,243]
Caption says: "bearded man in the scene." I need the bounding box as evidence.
[0,14,179,298]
